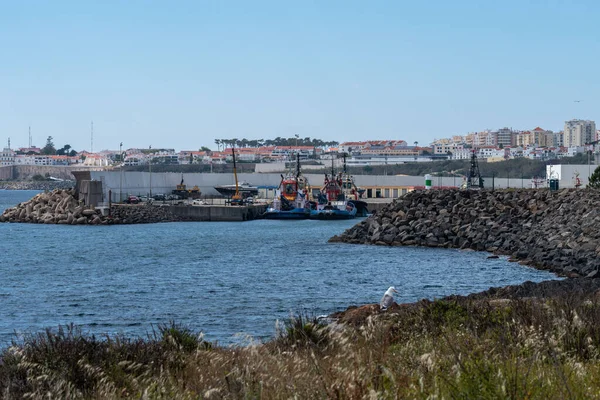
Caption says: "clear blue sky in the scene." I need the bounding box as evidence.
[1,0,598,152]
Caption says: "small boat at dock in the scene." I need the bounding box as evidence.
[263,155,311,219]
[310,154,367,220]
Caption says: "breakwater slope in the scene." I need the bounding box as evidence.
[330,188,600,277]
[0,189,179,224]
[0,180,75,190]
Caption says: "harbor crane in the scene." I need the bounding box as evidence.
[231,147,243,205]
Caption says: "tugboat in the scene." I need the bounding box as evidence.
[263,154,311,219]
[310,153,368,219]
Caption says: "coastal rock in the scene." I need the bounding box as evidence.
[330,189,600,277]
[1,189,183,225]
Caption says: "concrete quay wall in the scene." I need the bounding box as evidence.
[168,204,267,222]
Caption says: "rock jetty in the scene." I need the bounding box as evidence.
[330,188,600,278]
[0,180,75,191]
[0,189,180,225]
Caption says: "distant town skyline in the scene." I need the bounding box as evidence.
[2,1,599,152]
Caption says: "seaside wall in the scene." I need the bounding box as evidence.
[0,166,13,180]
[89,171,532,201]
[0,166,103,181]
[168,204,267,221]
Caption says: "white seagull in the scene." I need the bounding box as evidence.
[380,286,398,310]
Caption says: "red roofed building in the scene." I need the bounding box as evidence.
[531,127,554,147]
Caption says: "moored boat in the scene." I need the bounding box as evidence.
[310,153,368,219]
[263,155,312,220]
[214,182,258,198]
[310,199,357,220]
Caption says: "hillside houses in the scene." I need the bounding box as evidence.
[429,121,597,162]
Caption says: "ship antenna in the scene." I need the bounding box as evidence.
[331,153,335,176]
[91,121,94,153]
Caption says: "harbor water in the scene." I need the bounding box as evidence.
[0,190,558,346]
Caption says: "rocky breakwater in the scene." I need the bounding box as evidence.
[0,180,75,191]
[109,205,181,224]
[0,189,105,225]
[330,188,600,278]
[0,189,181,225]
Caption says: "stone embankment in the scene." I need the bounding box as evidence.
[0,189,180,225]
[110,205,181,224]
[0,180,75,191]
[330,189,600,278]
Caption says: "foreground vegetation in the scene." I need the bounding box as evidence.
[3,292,600,399]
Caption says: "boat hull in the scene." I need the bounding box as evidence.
[348,200,369,217]
[310,209,356,220]
[310,201,357,220]
[263,208,310,220]
[214,186,258,197]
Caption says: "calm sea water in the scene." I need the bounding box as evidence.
[0,190,558,346]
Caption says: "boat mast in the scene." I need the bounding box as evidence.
[296,152,300,192]
[232,147,241,200]
[331,153,335,177]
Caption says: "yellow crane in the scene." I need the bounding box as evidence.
[231,147,243,205]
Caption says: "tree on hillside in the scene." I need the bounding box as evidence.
[588,165,600,188]
[56,144,72,156]
[200,146,211,152]
[41,136,56,155]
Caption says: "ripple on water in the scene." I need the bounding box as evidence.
[0,191,560,346]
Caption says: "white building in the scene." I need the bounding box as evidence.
[0,147,15,166]
[564,119,596,147]
[83,154,111,167]
[451,148,472,160]
[432,142,463,155]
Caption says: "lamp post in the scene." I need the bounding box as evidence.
[119,142,123,202]
[521,168,524,188]
[588,147,592,185]
[149,145,152,198]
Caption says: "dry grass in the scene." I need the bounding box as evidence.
[4,295,600,398]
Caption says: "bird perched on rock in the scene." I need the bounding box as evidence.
[380,286,398,310]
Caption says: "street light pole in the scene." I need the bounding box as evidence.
[119,142,123,202]
[521,168,524,188]
[588,148,591,185]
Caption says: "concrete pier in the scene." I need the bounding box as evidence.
[363,199,393,214]
[168,204,267,222]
